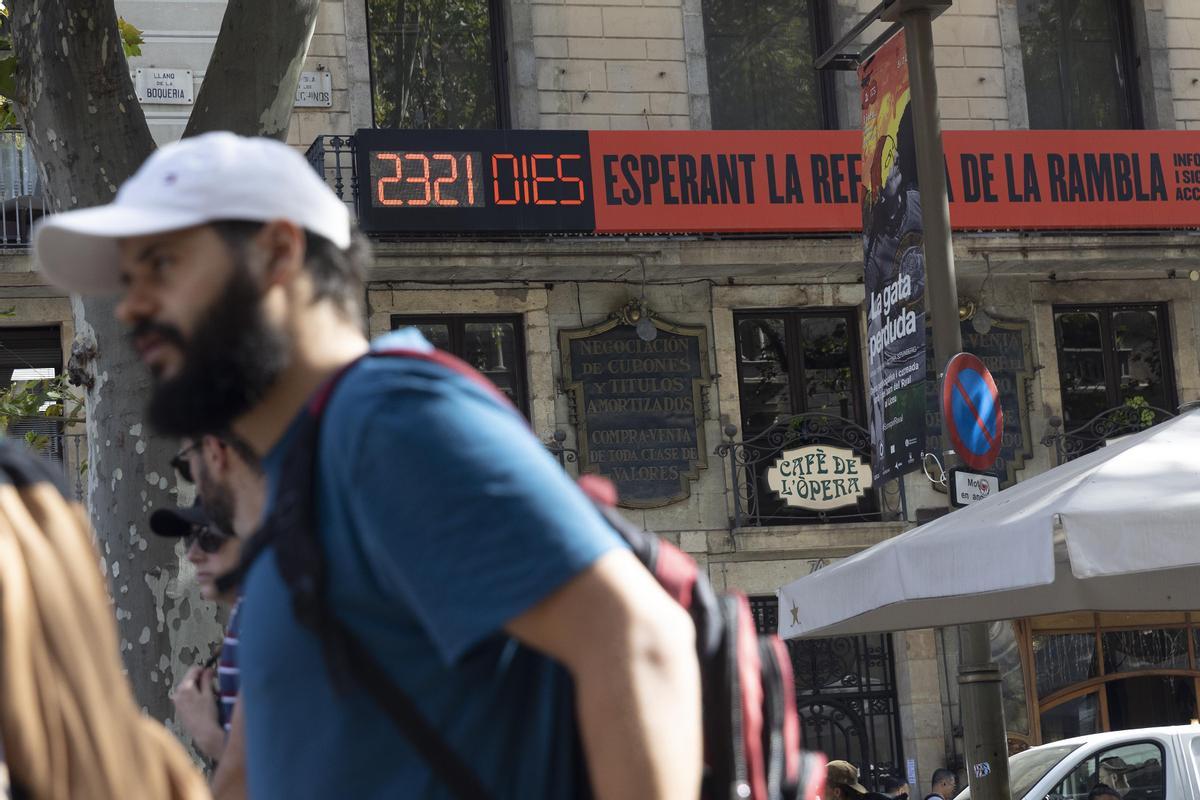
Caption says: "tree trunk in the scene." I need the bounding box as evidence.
[10,0,320,725]
[186,0,321,139]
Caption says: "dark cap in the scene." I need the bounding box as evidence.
[149,499,214,538]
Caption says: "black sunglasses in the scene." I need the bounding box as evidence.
[185,524,230,554]
[171,441,201,483]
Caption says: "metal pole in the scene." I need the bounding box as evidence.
[889,3,1012,800]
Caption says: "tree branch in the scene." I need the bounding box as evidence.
[185,0,321,140]
[10,1,155,209]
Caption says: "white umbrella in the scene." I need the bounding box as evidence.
[778,408,1200,639]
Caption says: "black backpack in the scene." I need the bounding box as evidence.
[225,347,827,800]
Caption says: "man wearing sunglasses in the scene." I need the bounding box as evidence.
[171,434,266,541]
[165,432,264,798]
[150,501,241,763]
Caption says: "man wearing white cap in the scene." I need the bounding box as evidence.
[34,132,700,800]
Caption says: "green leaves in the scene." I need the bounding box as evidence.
[118,16,143,57]
[0,373,85,432]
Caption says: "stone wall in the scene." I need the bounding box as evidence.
[529,0,691,129]
[1165,0,1200,130]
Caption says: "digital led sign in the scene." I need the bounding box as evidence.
[354,129,594,233]
[353,128,1200,235]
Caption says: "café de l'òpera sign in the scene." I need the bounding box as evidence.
[766,445,873,510]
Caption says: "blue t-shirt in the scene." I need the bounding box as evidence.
[238,329,622,798]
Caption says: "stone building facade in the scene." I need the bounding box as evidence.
[1,0,1199,792]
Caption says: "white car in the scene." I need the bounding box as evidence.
[954,726,1200,800]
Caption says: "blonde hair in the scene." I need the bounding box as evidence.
[0,456,209,800]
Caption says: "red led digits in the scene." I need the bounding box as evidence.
[532,154,555,206]
[489,153,587,206]
[404,154,431,206]
[432,154,459,206]
[465,155,476,206]
[493,154,519,205]
[558,154,584,205]
[373,151,482,208]
[376,153,404,206]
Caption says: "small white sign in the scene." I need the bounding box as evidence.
[766,444,872,511]
[134,68,194,105]
[295,71,333,108]
[952,469,998,506]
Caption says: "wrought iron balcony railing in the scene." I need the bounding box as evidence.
[0,131,47,246]
[715,413,906,530]
[305,134,358,214]
[1041,404,1177,464]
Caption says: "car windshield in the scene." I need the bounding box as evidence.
[953,744,1083,800]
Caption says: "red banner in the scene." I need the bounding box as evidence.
[589,130,859,233]
[588,129,1200,233]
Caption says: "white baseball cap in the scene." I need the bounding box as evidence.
[33,131,352,295]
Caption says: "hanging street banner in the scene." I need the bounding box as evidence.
[860,30,926,483]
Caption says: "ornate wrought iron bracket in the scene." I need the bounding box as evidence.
[1041,404,1176,464]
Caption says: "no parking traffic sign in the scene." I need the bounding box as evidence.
[941,352,1004,472]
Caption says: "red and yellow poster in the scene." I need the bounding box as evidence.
[860,31,926,483]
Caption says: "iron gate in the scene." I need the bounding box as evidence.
[752,598,905,790]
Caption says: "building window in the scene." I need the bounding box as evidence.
[367,0,508,129]
[702,0,835,129]
[0,325,66,463]
[1020,613,1200,744]
[1017,0,1140,129]
[1053,304,1176,429]
[750,597,904,790]
[0,326,61,390]
[391,314,529,416]
[731,310,873,524]
[734,309,863,437]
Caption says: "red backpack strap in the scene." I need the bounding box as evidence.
[307,347,525,425]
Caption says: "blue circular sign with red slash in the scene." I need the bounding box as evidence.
[941,352,1005,472]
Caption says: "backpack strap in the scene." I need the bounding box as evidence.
[223,348,494,800]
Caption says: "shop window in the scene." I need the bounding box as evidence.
[367,0,507,129]
[1050,741,1165,800]
[734,310,863,436]
[1040,693,1100,748]
[1054,304,1176,429]
[1102,629,1189,674]
[1018,0,1141,129]
[1105,676,1196,733]
[1033,633,1098,699]
[990,622,1031,740]
[391,315,529,417]
[701,0,835,129]
[1023,615,1200,745]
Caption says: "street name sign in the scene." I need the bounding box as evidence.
[295,71,333,108]
[134,69,193,105]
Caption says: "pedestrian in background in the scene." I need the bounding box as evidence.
[926,768,959,800]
